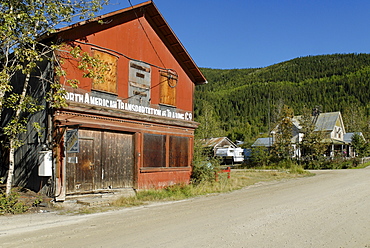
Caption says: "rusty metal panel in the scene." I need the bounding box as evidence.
[169,136,189,167]
[143,133,166,167]
[102,131,134,188]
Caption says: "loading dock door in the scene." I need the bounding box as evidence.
[66,129,134,194]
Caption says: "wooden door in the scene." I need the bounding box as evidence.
[66,129,102,193]
[102,131,134,188]
[66,129,134,194]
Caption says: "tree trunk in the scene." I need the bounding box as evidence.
[5,140,14,196]
[5,72,31,196]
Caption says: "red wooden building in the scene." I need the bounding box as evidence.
[26,1,206,200]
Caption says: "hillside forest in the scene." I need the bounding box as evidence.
[194,53,370,146]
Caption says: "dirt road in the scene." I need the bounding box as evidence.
[1,168,370,248]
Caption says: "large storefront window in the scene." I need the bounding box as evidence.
[143,134,189,168]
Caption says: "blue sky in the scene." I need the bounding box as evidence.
[100,0,370,69]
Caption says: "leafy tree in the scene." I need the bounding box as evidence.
[271,105,294,160]
[191,139,219,184]
[300,107,327,160]
[195,101,225,139]
[0,0,109,196]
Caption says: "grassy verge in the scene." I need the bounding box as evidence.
[351,160,370,169]
[112,169,312,208]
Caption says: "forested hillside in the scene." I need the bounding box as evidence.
[194,53,370,145]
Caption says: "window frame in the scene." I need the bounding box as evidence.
[142,133,190,168]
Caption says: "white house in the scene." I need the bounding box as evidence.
[253,111,353,158]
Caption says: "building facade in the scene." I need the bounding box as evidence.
[2,1,206,201]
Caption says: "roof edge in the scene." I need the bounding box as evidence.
[46,1,207,85]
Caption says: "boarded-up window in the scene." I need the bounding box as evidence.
[160,71,177,106]
[143,133,166,167]
[129,61,151,107]
[169,136,189,167]
[92,49,118,94]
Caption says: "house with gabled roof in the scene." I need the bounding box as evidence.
[1,1,207,201]
[253,111,353,158]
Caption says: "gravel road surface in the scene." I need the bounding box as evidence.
[1,168,370,248]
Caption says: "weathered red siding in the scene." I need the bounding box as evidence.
[52,1,205,198]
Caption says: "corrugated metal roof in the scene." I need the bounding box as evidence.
[344,132,365,143]
[321,138,347,144]
[292,112,341,131]
[252,137,273,147]
[314,112,340,131]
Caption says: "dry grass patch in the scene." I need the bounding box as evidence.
[113,169,312,207]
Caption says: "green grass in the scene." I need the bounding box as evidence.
[351,160,370,169]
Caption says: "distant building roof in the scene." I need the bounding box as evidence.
[292,111,343,132]
[252,137,273,147]
[202,137,237,149]
[314,112,343,132]
[344,132,365,143]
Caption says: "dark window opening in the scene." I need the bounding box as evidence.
[169,136,189,167]
[143,133,165,167]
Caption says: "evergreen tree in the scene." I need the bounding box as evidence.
[351,133,369,157]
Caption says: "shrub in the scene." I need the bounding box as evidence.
[248,146,271,168]
[191,159,218,184]
[0,190,29,215]
[302,157,362,170]
[191,139,220,184]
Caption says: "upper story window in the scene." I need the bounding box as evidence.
[128,61,151,107]
[92,49,118,94]
[335,127,342,139]
[159,70,177,107]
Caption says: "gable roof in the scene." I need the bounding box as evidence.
[314,112,344,132]
[45,1,207,85]
[202,137,237,149]
[291,111,345,132]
